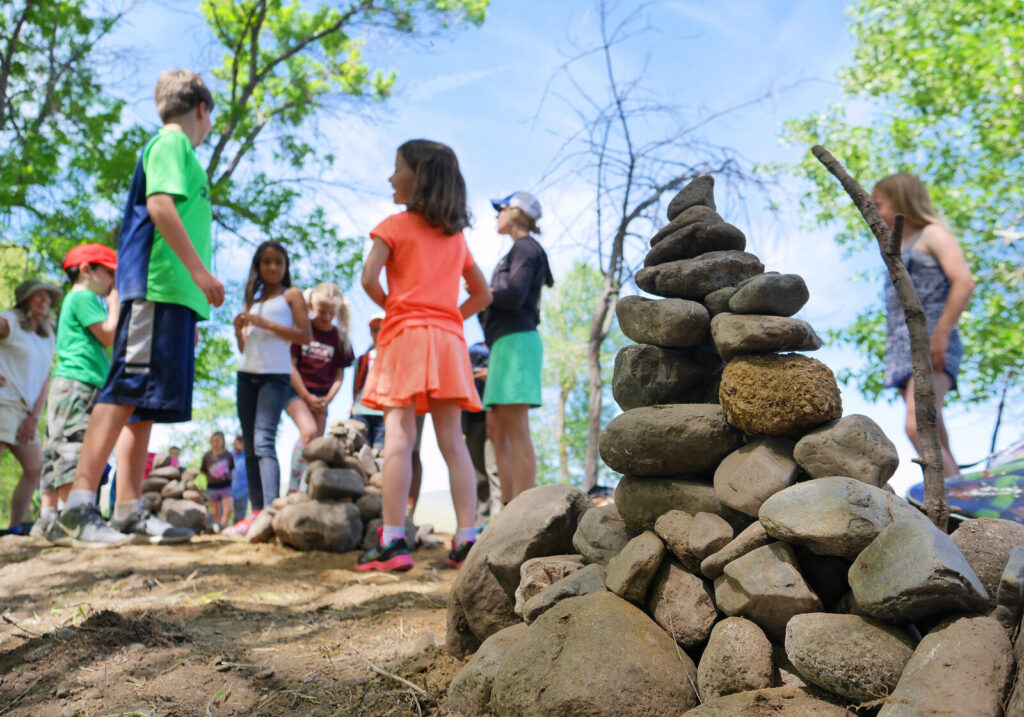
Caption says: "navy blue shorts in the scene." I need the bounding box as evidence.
[98,299,198,423]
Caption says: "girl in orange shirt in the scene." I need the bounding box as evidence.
[356,139,492,572]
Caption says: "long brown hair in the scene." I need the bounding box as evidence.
[872,173,946,228]
[398,139,471,235]
[244,241,292,309]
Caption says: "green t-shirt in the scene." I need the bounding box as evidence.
[53,289,110,388]
[143,128,212,319]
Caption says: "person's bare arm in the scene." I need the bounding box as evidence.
[87,287,120,347]
[245,287,312,345]
[290,357,316,405]
[461,263,493,319]
[18,377,47,444]
[147,193,225,307]
[233,312,247,353]
[361,238,390,309]
[921,225,976,370]
[0,315,9,340]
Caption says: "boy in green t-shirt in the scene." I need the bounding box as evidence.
[50,70,225,548]
[31,245,119,538]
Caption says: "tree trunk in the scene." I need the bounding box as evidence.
[584,276,618,490]
[812,145,948,530]
[557,384,570,485]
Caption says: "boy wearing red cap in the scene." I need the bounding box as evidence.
[32,245,120,538]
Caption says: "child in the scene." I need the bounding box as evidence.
[285,282,354,492]
[351,313,386,452]
[230,433,249,522]
[33,245,119,538]
[225,241,311,536]
[355,139,492,572]
[200,431,234,528]
[50,69,224,548]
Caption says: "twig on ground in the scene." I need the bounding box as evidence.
[357,655,428,697]
[2,614,41,637]
[0,676,42,715]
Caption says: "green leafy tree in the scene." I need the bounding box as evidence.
[784,0,1024,409]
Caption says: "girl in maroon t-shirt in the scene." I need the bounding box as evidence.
[285,283,354,490]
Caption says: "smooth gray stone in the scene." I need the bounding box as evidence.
[271,500,363,553]
[728,272,809,316]
[710,312,822,361]
[697,617,773,701]
[514,555,586,617]
[611,343,722,411]
[157,497,205,534]
[616,475,750,534]
[785,613,915,703]
[702,286,736,317]
[667,174,715,220]
[714,542,823,642]
[645,222,746,266]
[849,519,990,622]
[700,521,770,579]
[448,623,528,717]
[650,205,724,245]
[688,512,735,562]
[489,592,699,716]
[572,503,631,565]
[878,616,1013,717]
[523,563,607,623]
[714,437,800,517]
[635,250,764,300]
[654,510,699,572]
[615,295,709,348]
[306,465,365,501]
[951,518,1024,611]
[647,560,717,648]
[600,404,743,477]
[993,545,1024,631]
[758,476,931,559]
[793,414,899,488]
[605,530,665,603]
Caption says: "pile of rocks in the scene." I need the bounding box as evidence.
[444,176,1024,716]
[141,453,209,534]
[242,419,420,554]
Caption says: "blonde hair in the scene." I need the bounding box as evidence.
[154,70,214,123]
[509,207,542,236]
[872,173,945,228]
[308,282,350,333]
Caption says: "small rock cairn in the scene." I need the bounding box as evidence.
[444,176,1024,716]
[240,419,413,553]
[142,453,211,535]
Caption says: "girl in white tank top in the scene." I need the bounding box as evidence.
[227,241,311,534]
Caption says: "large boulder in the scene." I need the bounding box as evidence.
[615,475,747,533]
[720,354,841,437]
[710,313,821,361]
[714,438,800,517]
[635,250,764,300]
[644,222,745,266]
[685,687,850,716]
[878,616,1013,717]
[612,344,721,411]
[157,498,204,534]
[446,484,592,657]
[785,613,915,702]
[605,531,665,603]
[306,465,365,501]
[489,591,700,716]
[950,517,1024,611]
[572,504,631,565]
[758,476,931,559]
[728,272,809,317]
[599,404,743,477]
[448,623,528,717]
[793,414,899,487]
[697,617,773,700]
[271,501,363,553]
[849,519,990,622]
[647,560,717,649]
[714,542,823,641]
[615,295,709,348]
[993,545,1024,631]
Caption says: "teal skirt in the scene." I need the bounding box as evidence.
[483,330,543,409]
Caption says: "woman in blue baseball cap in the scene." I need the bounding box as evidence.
[481,191,554,503]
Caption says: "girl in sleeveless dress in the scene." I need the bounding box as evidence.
[355,139,492,572]
[872,173,975,477]
[227,241,311,535]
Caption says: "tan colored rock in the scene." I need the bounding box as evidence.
[700,520,770,579]
[605,530,665,603]
[697,617,773,700]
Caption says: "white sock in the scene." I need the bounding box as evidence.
[113,500,140,523]
[57,499,66,512]
[456,526,477,547]
[39,507,58,522]
[381,524,405,545]
[66,490,96,510]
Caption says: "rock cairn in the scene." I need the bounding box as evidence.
[141,452,210,534]
[444,176,1024,716]
[241,418,424,554]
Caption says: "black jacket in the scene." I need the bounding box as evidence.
[481,235,554,346]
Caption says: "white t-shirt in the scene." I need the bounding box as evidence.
[0,309,56,407]
[238,293,295,375]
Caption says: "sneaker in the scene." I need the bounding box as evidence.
[50,504,131,548]
[355,528,413,572]
[223,511,259,536]
[112,510,194,545]
[446,539,475,569]
[29,516,53,538]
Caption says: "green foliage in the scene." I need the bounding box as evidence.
[534,261,625,487]
[783,0,1024,404]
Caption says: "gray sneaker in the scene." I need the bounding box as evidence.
[112,510,194,545]
[29,515,54,538]
[51,505,132,548]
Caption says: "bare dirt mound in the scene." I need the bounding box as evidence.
[0,534,461,716]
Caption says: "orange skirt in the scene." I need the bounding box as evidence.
[361,325,482,414]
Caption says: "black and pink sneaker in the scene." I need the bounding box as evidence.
[355,527,413,572]
[446,539,475,569]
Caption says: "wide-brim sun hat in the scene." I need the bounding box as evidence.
[490,191,542,221]
[62,243,117,271]
[15,279,62,308]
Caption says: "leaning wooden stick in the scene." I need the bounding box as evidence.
[811,145,949,530]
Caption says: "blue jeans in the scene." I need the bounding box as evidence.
[351,413,386,451]
[237,372,290,510]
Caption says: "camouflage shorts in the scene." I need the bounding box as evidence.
[39,376,100,493]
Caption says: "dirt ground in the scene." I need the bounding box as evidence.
[0,534,465,716]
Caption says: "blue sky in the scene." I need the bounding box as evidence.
[101,1,1002,525]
